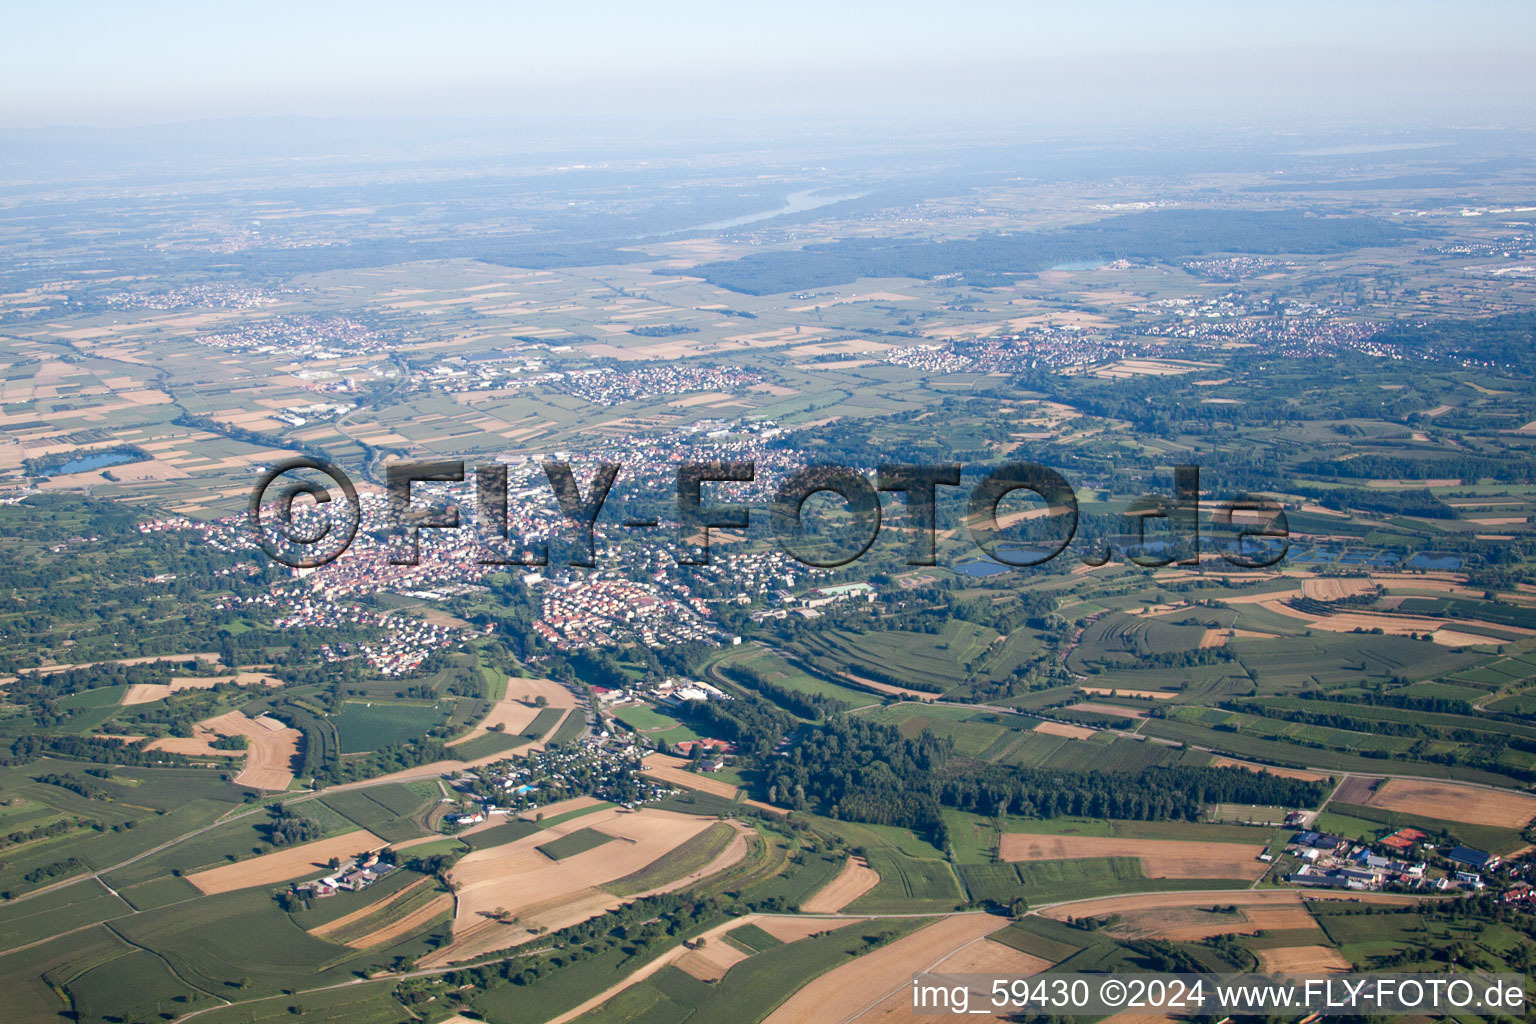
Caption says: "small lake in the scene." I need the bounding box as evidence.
[55,451,140,474]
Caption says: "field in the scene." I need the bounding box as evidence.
[427,806,739,964]
[1257,944,1353,973]
[156,710,301,789]
[331,700,452,753]
[642,752,745,800]
[120,671,284,705]
[319,783,434,842]
[998,834,1269,879]
[537,827,617,860]
[1032,720,1098,740]
[452,676,578,748]
[605,820,743,896]
[761,914,1008,1024]
[800,856,881,913]
[184,829,387,894]
[1207,756,1332,782]
[1361,777,1536,828]
[1047,890,1323,942]
[312,876,455,949]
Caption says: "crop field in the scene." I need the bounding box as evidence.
[761,915,1006,1024]
[451,730,530,760]
[642,752,744,800]
[789,624,988,694]
[15,107,1536,1024]
[999,834,1269,879]
[565,916,930,1024]
[1039,888,1321,932]
[1139,716,1524,787]
[319,785,432,842]
[460,819,543,850]
[851,847,963,912]
[710,644,875,706]
[859,703,1014,757]
[331,700,452,753]
[428,806,733,964]
[538,827,617,860]
[1068,611,1213,673]
[185,829,388,894]
[799,855,881,913]
[109,888,391,999]
[606,820,741,896]
[322,884,453,949]
[1360,777,1536,828]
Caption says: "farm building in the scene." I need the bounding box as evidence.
[1448,846,1498,871]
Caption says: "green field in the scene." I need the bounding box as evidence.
[537,827,616,860]
[331,701,452,753]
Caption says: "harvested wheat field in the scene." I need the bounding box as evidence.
[1033,720,1098,739]
[187,829,387,894]
[522,794,606,821]
[1094,898,1320,941]
[756,915,863,943]
[764,915,1009,1024]
[448,698,539,747]
[546,915,770,1024]
[448,676,579,751]
[1045,889,1311,921]
[1258,945,1352,973]
[121,671,284,705]
[838,671,939,700]
[426,807,737,965]
[642,752,742,800]
[148,710,301,789]
[934,938,1051,975]
[847,940,1053,1024]
[675,914,860,982]
[676,936,751,981]
[1200,628,1231,648]
[1209,756,1330,782]
[345,892,454,949]
[1265,601,1533,644]
[1303,578,1377,601]
[1000,834,1268,879]
[309,877,434,938]
[802,856,881,913]
[1365,778,1536,828]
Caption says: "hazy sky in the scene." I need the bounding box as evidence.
[5,0,1535,130]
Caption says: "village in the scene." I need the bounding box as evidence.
[1283,825,1532,901]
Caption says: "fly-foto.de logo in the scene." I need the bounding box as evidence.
[247,457,1288,571]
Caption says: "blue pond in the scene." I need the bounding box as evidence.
[55,451,140,474]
